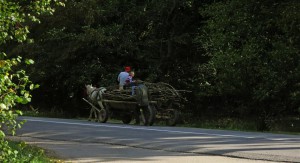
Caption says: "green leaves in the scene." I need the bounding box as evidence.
[0,103,7,109]
[0,0,64,161]
[196,0,300,126]
[25,59,34,65]
[0,0,65,45]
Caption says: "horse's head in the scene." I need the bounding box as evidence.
[85,84,95,95]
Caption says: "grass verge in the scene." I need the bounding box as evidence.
[7,140,63,163]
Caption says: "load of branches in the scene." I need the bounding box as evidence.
[102,82,187,105]
[102,88,136,101]
[144,82,182,102]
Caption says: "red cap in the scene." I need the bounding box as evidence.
[125,66,131,72]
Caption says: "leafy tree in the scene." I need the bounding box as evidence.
[7,0,206,117]
[6,0,299,131]
[0,0,63,161]
[197,0,300,130]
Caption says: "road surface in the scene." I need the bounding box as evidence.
[9,116,300,162]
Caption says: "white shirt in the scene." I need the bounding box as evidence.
[118,71,129,86]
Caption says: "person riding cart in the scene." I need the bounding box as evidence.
[117,66,131,90]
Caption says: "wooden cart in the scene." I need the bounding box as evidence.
[83,84,156,126]
[84,82,185,126]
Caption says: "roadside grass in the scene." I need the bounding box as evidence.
[7,140,63,163]
[177,117,300,135]
[22,110,66,118]
[179,118,257,131]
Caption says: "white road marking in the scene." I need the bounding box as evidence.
[23,118,258,139]
[23,118,300,141]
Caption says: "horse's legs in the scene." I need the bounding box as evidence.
[98,101,104,109]
[88,107,93,121]
[93,107,98,122]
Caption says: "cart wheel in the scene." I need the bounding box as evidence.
[166,109,179,126]
[122,115,132,124]
[141,105,155,126]
[98,108,109,123]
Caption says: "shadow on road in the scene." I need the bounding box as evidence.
[11,117,300,162]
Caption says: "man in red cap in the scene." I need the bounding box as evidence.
[117,66,131,90]
[125,66,130,72]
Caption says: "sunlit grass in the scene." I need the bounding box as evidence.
[7,140,64,163]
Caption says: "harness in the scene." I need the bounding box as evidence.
[88,87,106,106]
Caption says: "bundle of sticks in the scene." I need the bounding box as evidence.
[102,89,136,101]
[101,82,187,103]
[144,82,182,103]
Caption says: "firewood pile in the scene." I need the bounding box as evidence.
[102,89,136,101]
[144,82,182,103]
[101,82,186,104]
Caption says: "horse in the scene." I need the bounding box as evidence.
[85,84,107,121]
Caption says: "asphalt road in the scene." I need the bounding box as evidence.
[9,116,300,162]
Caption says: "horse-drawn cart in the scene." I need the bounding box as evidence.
[84,82,185,126]
[84,84,156,126]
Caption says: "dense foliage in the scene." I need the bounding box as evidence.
[0,0,62,161]
[6,0,300,131]
[197,0,300,130]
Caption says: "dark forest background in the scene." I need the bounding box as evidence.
[5,0,300,132]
